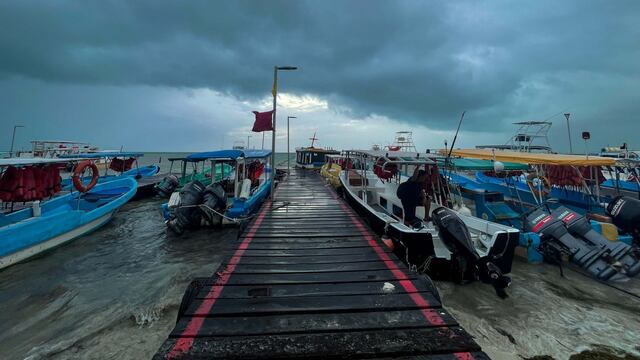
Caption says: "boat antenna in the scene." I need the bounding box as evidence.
[447,111,465,160]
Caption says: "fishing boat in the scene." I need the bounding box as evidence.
[442,148,640,281]
[339,150,519,297]
[0,157,137,269]
[162,149,272,234]
[295,132,339,169]
[154,156,233,198]
[59,152,159,200]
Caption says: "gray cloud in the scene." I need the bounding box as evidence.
[1,0,639,151]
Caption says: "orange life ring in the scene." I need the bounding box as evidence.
[72,161,99,193]
[526,173,551,198]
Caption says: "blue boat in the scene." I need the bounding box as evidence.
[0,167,137,269]
[162,149,272,232]
[441,150,640,281]
[59,152,160,200]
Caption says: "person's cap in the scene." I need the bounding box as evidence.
[417,169,426,177]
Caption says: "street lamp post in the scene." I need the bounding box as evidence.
[271,65,297,200]
[564,113,573,154]
[287,116,297,178]
[247,135,252,149]
[9,125,24,157]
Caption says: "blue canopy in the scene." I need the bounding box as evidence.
[186,149,272,162]
[58,152,144,159]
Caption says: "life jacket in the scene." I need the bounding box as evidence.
[0,166,20,201]
[109,157,136,172]
[247,161,265,183]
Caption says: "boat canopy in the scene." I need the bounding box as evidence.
[436,158,528,170]
[186,149,272,162]
[59,152,144,159]
[0,157,82,167]
[346,150,435,165]
[441,148,616,166]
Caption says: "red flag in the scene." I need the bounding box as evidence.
[252,110,274,132]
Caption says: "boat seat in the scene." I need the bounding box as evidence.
[348,171,369,186]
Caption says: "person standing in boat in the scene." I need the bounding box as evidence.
[397,167,430,227]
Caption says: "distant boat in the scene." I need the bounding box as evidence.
[0,157,137,269]
[295,132,339,169]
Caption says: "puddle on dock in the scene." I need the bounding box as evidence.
[0,182,639,358]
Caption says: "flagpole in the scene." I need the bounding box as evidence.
[270,65,297,200]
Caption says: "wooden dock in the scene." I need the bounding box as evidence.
[154,170,488,360]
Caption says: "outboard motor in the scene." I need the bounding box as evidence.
[551,206,640,277]
[156,175,179,198]
[431,207,512,298]
[167,180,205,235]
[607,196,640,245]
[200,183,227,227]
[524,208,624,281]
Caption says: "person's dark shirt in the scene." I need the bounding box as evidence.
[397,180,423,206]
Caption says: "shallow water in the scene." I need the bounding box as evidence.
[437,258,640,359]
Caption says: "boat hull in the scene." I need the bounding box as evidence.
[0,211,114,269]
[0,178,136,270]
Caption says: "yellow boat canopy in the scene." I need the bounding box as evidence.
[440,148,616,166]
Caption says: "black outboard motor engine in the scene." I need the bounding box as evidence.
[200,183,227,227]
[524,208,623,281]
[607,196,640,246]
[431,207,511,298]
[156,175,179,198]
[551,206,640,277]
[167,180,205,235]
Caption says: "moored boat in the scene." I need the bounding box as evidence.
[154,156,233,198]
[295,132,339,169]
[339,150,518,297]
[0,158,137,269]
[59,152,159,200]
[162,149,272,234]
[442,148,640,281]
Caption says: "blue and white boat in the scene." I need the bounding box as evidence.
[162,149,272,233]
[0,158,137,269]
[441,149,640,281]
[59,152,159,200]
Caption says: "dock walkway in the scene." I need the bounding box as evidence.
[155,170,488,359]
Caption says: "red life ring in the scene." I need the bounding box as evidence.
[72,161,99,193]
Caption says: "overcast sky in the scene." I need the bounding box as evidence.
[1,0,639,153]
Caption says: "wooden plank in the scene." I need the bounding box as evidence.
[198,280,433,299]
[222,270,417,285]
[241,242,375,250]
[171,309,457,337]
[154,327,480,359]
[184,292,441,316]
[231,254,391,265]
[228,260,404,273]
[227,247,392,257]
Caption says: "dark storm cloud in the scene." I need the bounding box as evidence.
[1,0,639,149]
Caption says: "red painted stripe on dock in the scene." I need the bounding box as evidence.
[454,352,477,360]
[166,201,271,359]
[329,187,447,327]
